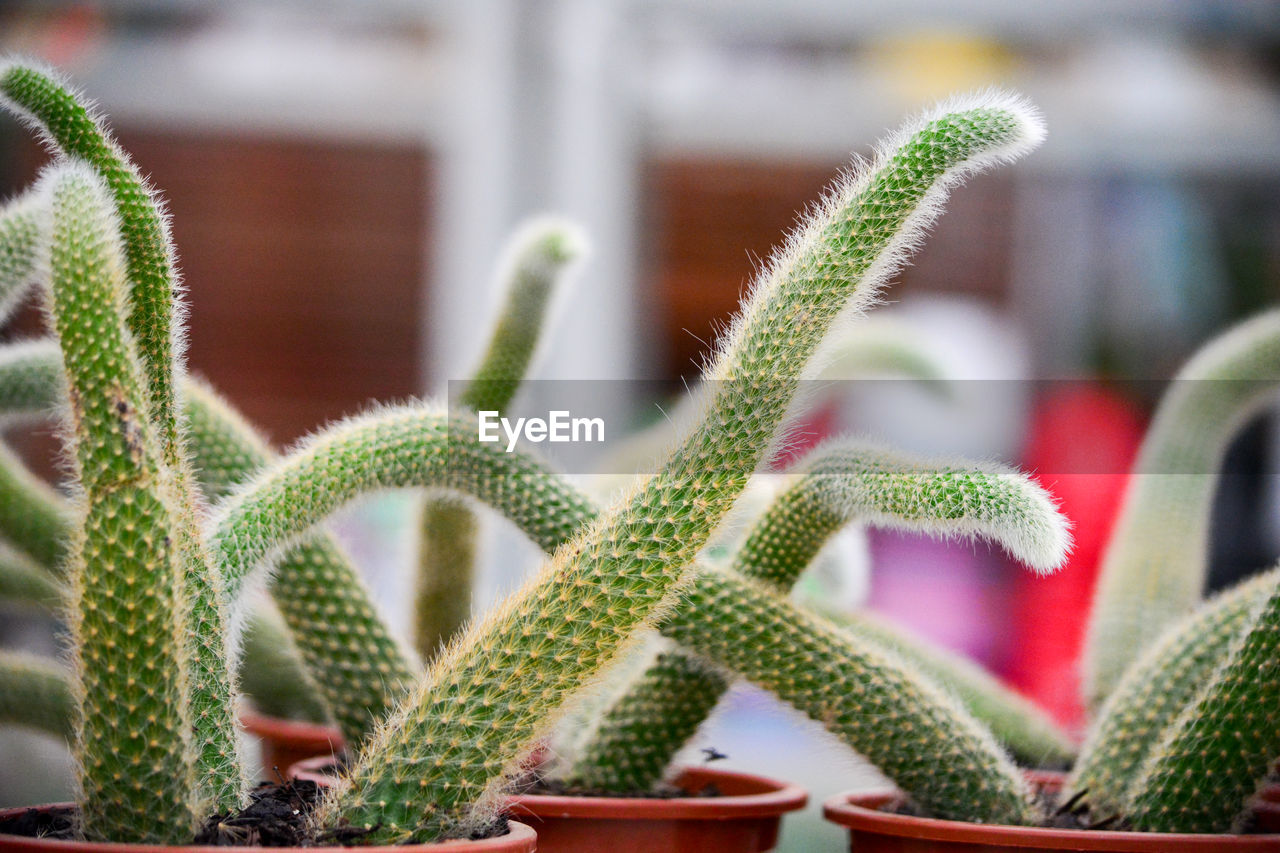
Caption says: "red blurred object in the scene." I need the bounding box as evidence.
[1008,384,1144,732]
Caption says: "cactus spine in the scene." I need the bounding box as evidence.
[316,94,1044,843]
[417,219,584,658]
[1083,309,1280,708]
[44,163,201,841]
[1069,568,1278,817]
[570,441,1069,790]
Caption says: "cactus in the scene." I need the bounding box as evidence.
[417,218,584,658]
[43,162,204,841]
[0,442,71,571]
[0,652,73,739]
[0,193,44,322]
[1124,573,1280,832]
[237,601,331,725]
[1069,567,1279,818]
[1083,309,1280,708]
[568,440,1071,790]
[0,540,61,609]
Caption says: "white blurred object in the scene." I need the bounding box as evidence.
[832,297,1031,461]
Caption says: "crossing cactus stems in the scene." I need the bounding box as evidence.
[416,218,585,659]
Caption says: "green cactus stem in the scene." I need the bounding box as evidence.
[316,93,1044,843]
[238,601,331,725]
[1125,570,1280,833]
[667,565,1037,825]
[0,343,419,747]
[0,652,73,739]
[569,440,1070,790]
[1083,309,1280,708]
[0,193,44,323]
[0,442,70,572]
[0,539,61,609]
[44,162,201,842]
[1069,567,1278,818]
[0,62,182,455]
[417,219,585,659]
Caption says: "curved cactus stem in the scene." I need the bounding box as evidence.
[665,566,1036,825]
[1083,309,1280,708]
[0,61,183,457]
[0,652,73,739]
[0,539,62,609]
[0,339,63,422]
[417,218,586,659]
[1069,567,1278,818]
[318,94,1044,843]
[0,442,71,572]
[208,405,597,600]
[238,601,331,725]
[569,440,1070,789]
[0,348,419,747]
[457,217,586,415]
[43,162,204,842]
[1125,569,1280,833]
[0,192,45,325]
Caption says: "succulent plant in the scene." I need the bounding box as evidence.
[23,58,1245,847]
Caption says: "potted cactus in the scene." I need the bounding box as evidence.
[0,62,1057,850]
[821,309,1280,850]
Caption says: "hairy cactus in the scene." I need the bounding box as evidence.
[1125,573,1280,833]
[0,441,70,571]
[568,440,1071,790]
[417,218,584,658]
[0,652,73,739]
[1083,309,1280,707]
[0,540,61,609]
[237,602,331,725]
[1069,568,1278,818]
[307,94,1046,843]
[0,193,44,322]
[0,339,64,421]
[43,163,204,841]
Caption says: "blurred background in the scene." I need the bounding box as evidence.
[1,2,1278,849]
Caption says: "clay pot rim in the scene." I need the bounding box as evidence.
[238,712,344,749]
[506,766,807,821]
[823,789,1280,851]
[0,805,536,852]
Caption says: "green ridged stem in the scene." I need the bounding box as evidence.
[45,163,199,842]
[183,378,419,744]
[0,652,73,739]
[208,406,597,597]
[1126,573,1280,832]
[417,219,585,658]
[0,62,181,456]
[0,442,71,572]
[0,539,61,609]
[1069,568,1278,818]
[323,95,1044,843]
[0,339,63,421]
[1084,309,1280,708]
[570,440,1070,789]
[1,63,246,812]
[415,497,477,657]
[456,218,584,415]
[0,347,419,747]
[829,611,1074,768]
[238,602,330,725]
[0,193,44,323]
[666,566,1035,825]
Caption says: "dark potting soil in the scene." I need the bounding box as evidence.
[0,779,509,846]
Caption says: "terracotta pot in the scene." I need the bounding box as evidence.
[239,712,344,776]
[505,766,807,853]
[823,778,1280,852]
[0,804,536,852]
